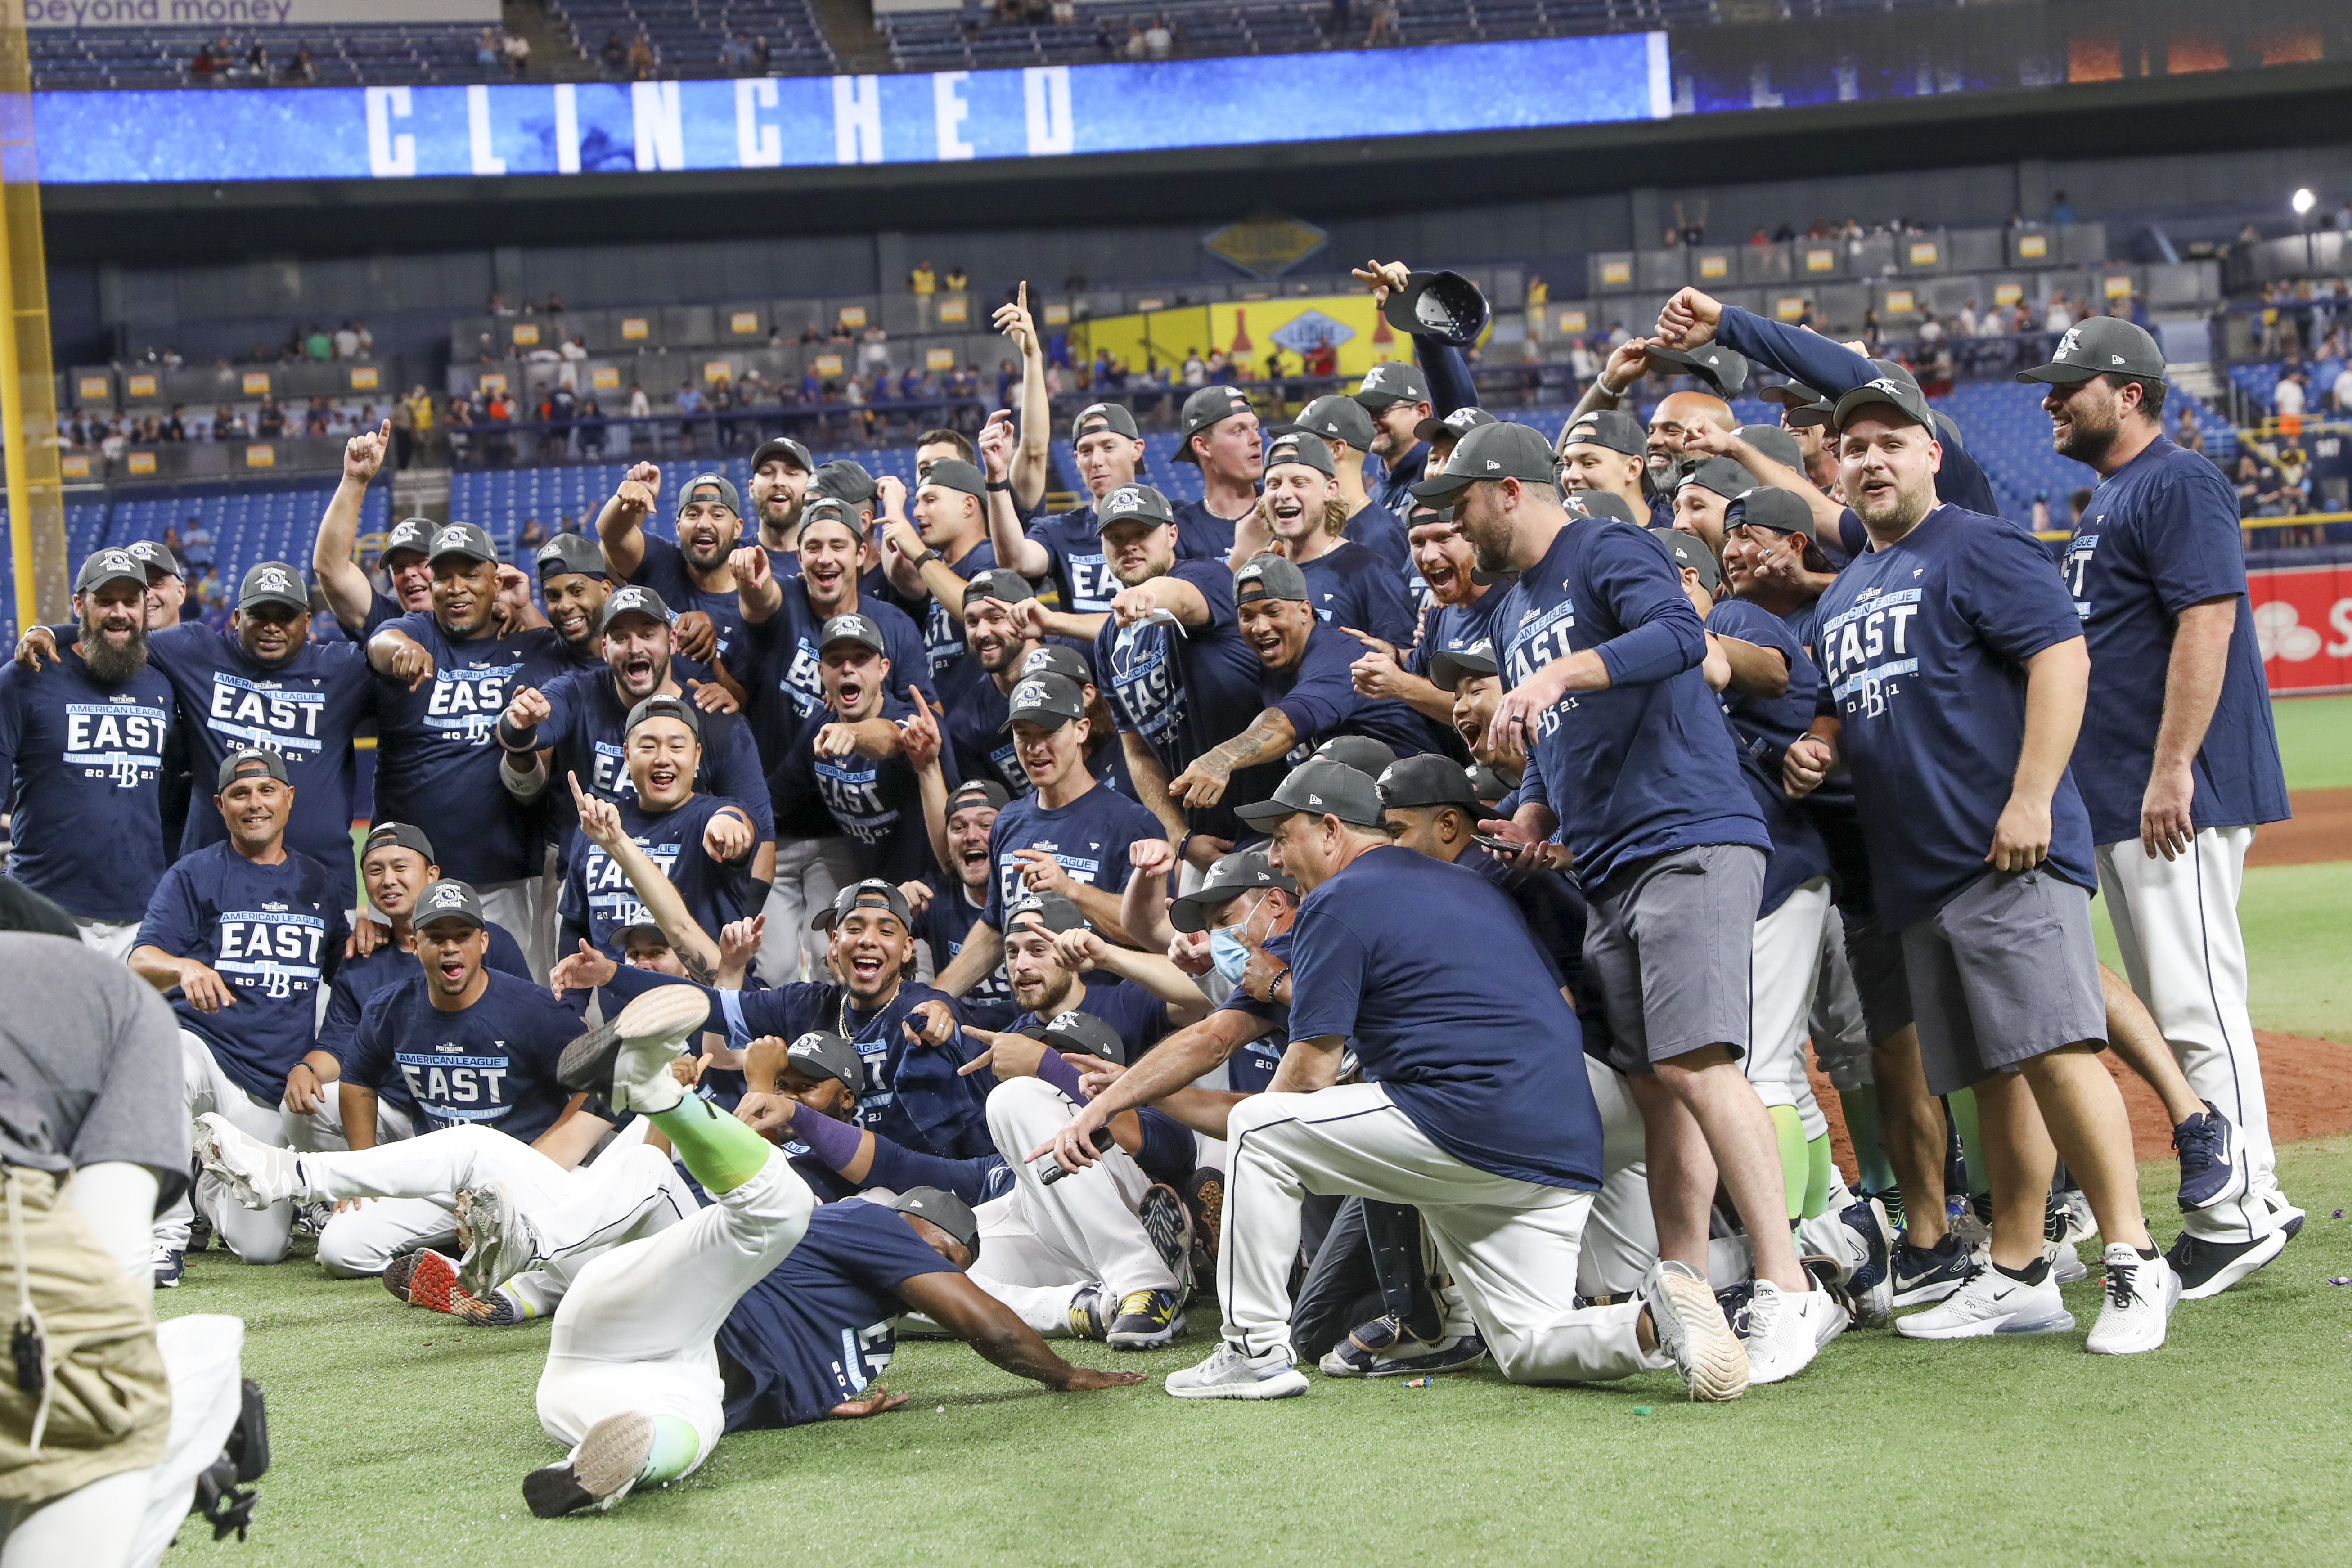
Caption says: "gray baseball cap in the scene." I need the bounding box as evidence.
[1002,671,1086,731]
[798,495,867,541]
[1004,888,1086,936]
[890,1186,980,1261]
[1646,342,1749,398]
[74,548,147,596]
[1650,527,1722,594]
[125,539,184,579]
[1234,757,1387,830]
[1831,374,1937,433]
[600,584,673,631]
[963,566,1037,607]
[2017,317,2166,385]
[1019,644,1092,686]
[1283,394,1378,451]
[362,821,436,864]
[1683,457,1761,501]
[1412,421,1557,500]
[1376,754,1484,812]
[535,532,610,582]
[1166,846,1296,933]
[383,517,434,560]
[1070,402,1140,443]
[1352,360,1430,410]
[1568,490,1645,526]
[1094,483,1174,534]
[815,877,915,933]
[677,472,741,517]
[1736,424,1804,473]
[1725,486,1816,540]
[624,693,701,738]
[751,436,814,474]
[918,458,989,504]
[782,1030,863,1094]
[412,878,486,931]
[238,561,310,613]
[1416,405,1497,445]
[1174,385,1255,463]
[818,612,888,657]
[949,778,1012,814]
[1019,1009,1129,1066]
[427,521,499,566]
[1561,409,1646,458]
[809,459,878,506]
[217,746,288,791]
[1426,640,1498,693]
[1233,553,1311,606]
[1262,435,1336,479]
[1313,735,1398,777]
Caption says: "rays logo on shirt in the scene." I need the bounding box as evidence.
[1106,622,1184,746]
[64,701,168,786]
[212,908,327,999]
[584,839,684,930]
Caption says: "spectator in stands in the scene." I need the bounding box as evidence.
[211,404,242,440]
[506,32,531,77]
[861,325,893,375]
[243,40,268,78]
[162,406,187,442]
[2234,453,2274,518]
[946,265,968,295]
[2044,293,2074,334]
[477,27,502,71]
[628,33,657,79]
[628,382,651,418]
[257,400,287,439]
[1122,23,1146,59]
[579,404,607,458]
[752,36,773,71]
[190,42,215,81]
[602,32,627,75]
[2049,190,2073,223]
[721,32,751,71]
[283,46,315,85]
[1052,0,1075,22]
[2275,368,2307,436]
[1364,0,1394,45]
[333,322,360,359]
[520,519,548,552]
[2174,408,2206,457]
[911,261,938,328]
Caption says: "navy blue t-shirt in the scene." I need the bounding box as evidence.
[2062,436,2289,844]
[880,537,998,690]
[1403,588,1506,679]
[731,583,935,774]
[716,1200,959,1431]
[1170,562,1295,837]
[1261,620,1444,768]
[0,650,175,921]
[532,668,774,845]
[1286,846,1602,1189]
[1026,506,1119,616]
[557,793,757,960]
[371,614,566,885]
[1170,499,1247,564]
[342,968,579,1142]
[767,695,950,884]
[1296,538,1416,649]
[1498,519,1769,886]
[940,664,1030,799]
[318,924,531,1119]
[624,533,748,672]
[141,623,377,908]
[1371,444,1430,517]
[911,871,1018,1030]
[1343,500,1412,580]
[1093,560,1252,784]
[1706,599,1832,918]
[135,841,347,1101]
[1814,504,2097,930]
[980,782,1165,932]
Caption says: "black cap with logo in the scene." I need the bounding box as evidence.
[782,1031,863,1094]
[963,567,1036,607]
[818,612,888,656]
[383,517,434,561]
[1684,457,1760,501]
[1724,486,1816,540]
[1646,342,1749,398]
[1282,393,1377,451]
[1383,271,1490,348]
[751,436,814,475]
[624,693,701,738]
[1019,1009,1129,1066]
[75,548,147,596]
[238,562,311,613]
[2017,317,2167,386]
[1830,374,1937,433]
[1166,847,1296,933]
[1352,360,1431,410]
[1426,640,1498,693]
[427,521,499,566]
[1262,435,1336,479]
[536,533,610,582]
[1560,409,1646,458]
[1650,527,1722,593]
[601,584,673,631]
[1093,483,1174,534]
[1233,553,1311,606]
[809,459,879,506]
[1173,386,1255,463]
[1376,754,1484,812]
[799,495,866,541]
[677,472,741,517]
[890,1186,980,1261]
[1002,672,1087,731]
[1234,757,1387,830]
[125,539,184,580]
[362,821,436,864]
[1070,402,1141,442]
[1567,489,1645,526]
[217,746,288,791]
[1004,888,1086,936]
[814,877,915,933]
[1411,421,1558,500]
[1415,405,1497,445]
[949,778,1012,813]
[413,878,487,931]
[1019,644,1092,686]
[918,458,989,504]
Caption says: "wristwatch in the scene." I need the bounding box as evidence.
[985,478,1012,492]
[909,548,939,569]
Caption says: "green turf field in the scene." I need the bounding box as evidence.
[2271,693,2352,791]
[156,1139,2352,1568]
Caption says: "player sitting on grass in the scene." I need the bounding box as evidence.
[521,986,1141,1516]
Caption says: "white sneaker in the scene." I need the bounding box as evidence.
[190,1112,304,1209]
[1894,1263,2075,1339]
[1745,1280,1844,1385]
[455,1181,544,1302]
[522,1410,657,1517]
[1165,1341,1309,1400]
[558,985,710,1113]
[1638,1259,1748,1401]
[2049,1241,2087,1286]
[2086,1244,2180,1356]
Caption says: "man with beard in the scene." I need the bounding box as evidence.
[768,615,953,888]
[732,498,933,984]
[940,569,1045,797]
[1225,438,1415,650]
[1431,421,1835,1392]
[134,749,349,1269]
[496,586,771,867]
[311,421,433,638]
[748,436,815,575]
[1785,377,2174,1354]
[597,464,745,670]
[578,880,995,1161]
[2025,317,2296,1297]
[987,401,1143,621]
[1346,500,1503,733]
[875,457,1001,689]
[561,712,759,969]
[1168,556,1440,818]
[533,533,619,672]
[16,559,378,912]
[369,523,567,974]
[1169,385,1263,563]
[1009,485,1264,866]
[0,550,176,956]
[904,780,1021,1027]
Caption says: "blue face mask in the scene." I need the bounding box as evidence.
[1209,927,1251,985]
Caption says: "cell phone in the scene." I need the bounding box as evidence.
[1472,832,1521,854]
[1038,1125,1114,1186]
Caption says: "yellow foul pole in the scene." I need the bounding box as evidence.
[0,0,65,637]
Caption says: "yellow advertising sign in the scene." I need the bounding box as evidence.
[77,374,108,400]
[814,354,844,377]
[704,359,733,383]
[938,296,968,325]
[1803,248,1836,274]
[1698,254,1729,280]
[1884,289,1916,314]
[1907,242,1938,267]
[591,365,621,390]
[60,453,90,480]
[2017,233,2048,260]
[126,373,157,399]
[512,322,541,346]
[241,371,271,395]
[729,311,761,336]
[926,347,955,372]
[2103,274,2133,300]
[349,365,379,391]
[1601,259,1632,287]
[244,444,275,469]
[836,305,868,329]
[1994,282,2024,306]
[621,317,650,340]
[1556,309,1587,333]
[1775,297,1806,321]
[1075,294,1457,382]
[126,450,156,475]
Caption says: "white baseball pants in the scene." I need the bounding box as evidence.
[2098,827,2285,1243]
[968,1078,1178,1334]
[535,1148,813,1470]
[1747,879,1833,1138]
[760,836,862,984]
[1220,1083,1667,1384]
[159,1030,369,1264]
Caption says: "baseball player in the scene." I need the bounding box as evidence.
[986,400,1145,621]
[517,987,1139,1516]
[1225,437,1417,649]
[132,748,349,1269]
[0,550,176,957]
[596,464,748,672]
[1169,384,1264,562]
[748,435,815,569]
[1785,374,2174,1353]
[528,533,621,670]
[874,457,1003,690]
[311,421,432,638]
[1279,392,1413,578]
[2023,316,2296,1296]
[904,779,1022,1027]
[1345,498,1505,732]
[1434,421,1837,1388]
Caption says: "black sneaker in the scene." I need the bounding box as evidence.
[1891,1233,1972,1307]
[523,1411,656,1518]
[2164,1227,2288,1301]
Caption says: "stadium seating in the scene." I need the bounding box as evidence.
[544,0,836,77]
[29,26,496,90]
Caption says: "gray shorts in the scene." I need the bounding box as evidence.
[1583,843,1764,1074]
[1901,868,2106,1096]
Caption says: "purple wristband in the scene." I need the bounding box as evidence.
[787,1100,865,1172]
[1032,1047,1088,1104]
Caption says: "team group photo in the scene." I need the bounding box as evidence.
[0,0,2347,1562]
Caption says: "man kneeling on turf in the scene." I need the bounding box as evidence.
[524,986,1139,1514]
